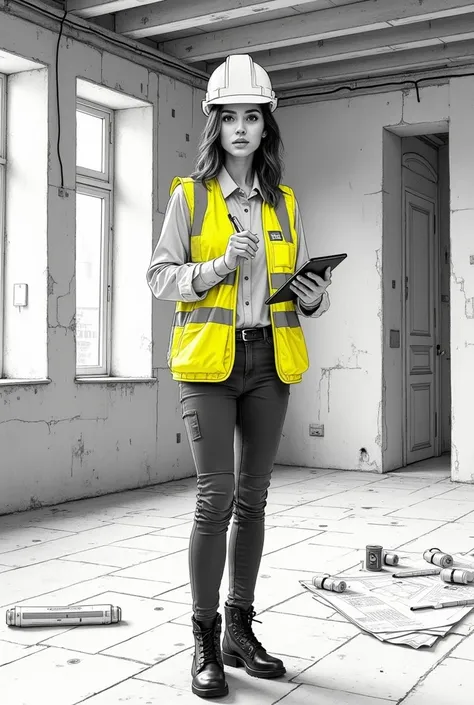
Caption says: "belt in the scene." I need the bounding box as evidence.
[236,326,272,342]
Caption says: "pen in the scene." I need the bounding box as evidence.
[228,214,244,233]
[392,569,441,578]
[411,598,474,611]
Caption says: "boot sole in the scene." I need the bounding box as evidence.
[222,651,286,679]
[191,682,229,699]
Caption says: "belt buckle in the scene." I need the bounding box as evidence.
[241,328,255,342]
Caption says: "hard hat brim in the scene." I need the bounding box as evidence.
[202,95,278,116]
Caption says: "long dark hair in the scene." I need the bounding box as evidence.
[190,104,284,207]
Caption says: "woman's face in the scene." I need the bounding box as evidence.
[219,103,265,158]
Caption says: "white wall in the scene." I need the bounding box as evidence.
[449,78,474,483]
[277,82,472,481]
[0,10,206,514]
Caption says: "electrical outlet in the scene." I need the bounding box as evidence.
[309,424,324,437]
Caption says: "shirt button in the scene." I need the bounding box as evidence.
[245,301,250,306]
[244,276,249,281]
[244,208,249,213]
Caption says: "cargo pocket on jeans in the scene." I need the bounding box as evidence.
[182,409,202,441]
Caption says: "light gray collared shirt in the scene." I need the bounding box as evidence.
[147,167,330,328]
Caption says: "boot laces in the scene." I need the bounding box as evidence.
[241,608,263,650]
[198,625,220,667]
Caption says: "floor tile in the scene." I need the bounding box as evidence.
[268,505,354,521]
[0,524,152,567]
[270,592,336,620]
[102,620,194,664]
[63,545,166,568]
[387,498,474,522]
[155,521,193,539]
[112,550,189,587]
[112,513,189,529]
[39,591,189,654]
[262,527,323,555]
[0,640,45,666]
[295,632,462,700]
[449,632,474,660]
[261,541,360,573]
[136,647,298,703]
[402,657,474,704]
[250,611,358,660]
[400,522,474,553]
[435,485,474,502]
[0,525,74,553]
[278,684,394,704]
[0,646,145,705]
[0,559,112,608]
[70,678,200,704]
[114,533,189,554]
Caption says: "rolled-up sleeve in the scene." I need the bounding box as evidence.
[147,186,228,302]
[294,199,330,318]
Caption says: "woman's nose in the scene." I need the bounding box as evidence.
[235,122,246,135]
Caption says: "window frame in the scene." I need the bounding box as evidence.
[0,74,6,378]
[75,98,114,377]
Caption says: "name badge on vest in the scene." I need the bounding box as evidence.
[269,231,283,241]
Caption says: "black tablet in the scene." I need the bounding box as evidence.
[265,253,347,305]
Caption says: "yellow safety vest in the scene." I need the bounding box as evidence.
[167,177,309,384]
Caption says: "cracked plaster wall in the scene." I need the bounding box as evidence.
[277,83,471,479]
[0,12,205,514]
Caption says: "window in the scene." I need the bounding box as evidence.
[75,100,113,375]
[0,74,6,376]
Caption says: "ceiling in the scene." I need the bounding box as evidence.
[66,0,474,101]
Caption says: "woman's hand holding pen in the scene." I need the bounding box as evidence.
[224,230,259,270]
[290,267,332,308]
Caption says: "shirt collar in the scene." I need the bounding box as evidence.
[217,167,262,200]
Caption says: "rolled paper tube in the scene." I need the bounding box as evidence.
[423,548,453,568]
[440,569,474,585]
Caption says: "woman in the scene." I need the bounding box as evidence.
[147,54,331,699]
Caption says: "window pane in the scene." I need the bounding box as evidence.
[76,192,105,368]
[76,110,104,172]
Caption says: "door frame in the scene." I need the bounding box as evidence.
[382,121,449,473]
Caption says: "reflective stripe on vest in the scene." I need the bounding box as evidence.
[174,307,233,328]
[275,193,293,243]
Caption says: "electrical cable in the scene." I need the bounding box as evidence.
[55,8,67,190]
[280,71,474,103]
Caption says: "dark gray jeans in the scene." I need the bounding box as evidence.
[179,334,290,622]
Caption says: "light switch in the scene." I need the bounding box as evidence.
[13,283,28,307]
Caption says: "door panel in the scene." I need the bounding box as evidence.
[403,171,438,465]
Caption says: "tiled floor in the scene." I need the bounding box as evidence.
[1,455,474,704]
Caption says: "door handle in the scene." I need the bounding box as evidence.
[436,345,445,356]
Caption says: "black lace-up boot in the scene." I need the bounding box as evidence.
[191,613,228,698]
[222,603,285,679]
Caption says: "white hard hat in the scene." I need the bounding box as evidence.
[202,54,277,116]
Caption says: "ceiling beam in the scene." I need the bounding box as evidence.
[204,14,474,73]
[67,0,165,19]
[158,0,474,63]
[271,38,474,89]
[116,0,332,40]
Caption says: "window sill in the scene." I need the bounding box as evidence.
[75,376,157,384]
[0,378,51,386]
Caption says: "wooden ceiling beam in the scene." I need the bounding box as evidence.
[67,0,164,19]
[204,14,474,72]
[116,0,333,40]
[158,0,474,62]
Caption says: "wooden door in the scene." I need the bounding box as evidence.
[402,142,439,465]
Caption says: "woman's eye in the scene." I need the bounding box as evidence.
[222,115,234,122]
[247,114,259,122]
